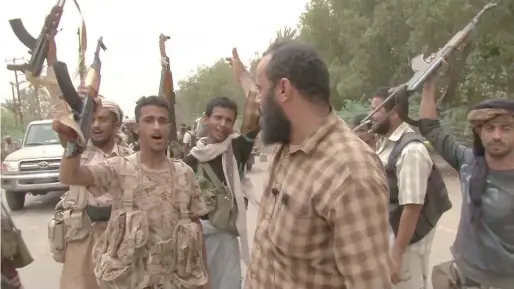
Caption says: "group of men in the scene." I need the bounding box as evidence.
[2,34,513,289]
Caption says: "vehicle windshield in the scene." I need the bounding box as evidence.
[23,123,60,146]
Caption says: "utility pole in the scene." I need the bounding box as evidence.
[9,82,18,126]
[5,57,25,125]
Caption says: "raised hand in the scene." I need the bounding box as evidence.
[225,48,249,82]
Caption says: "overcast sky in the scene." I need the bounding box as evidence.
[0,0,308,117]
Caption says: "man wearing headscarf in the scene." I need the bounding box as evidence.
[42,38,132,289]
[418,75,514,289]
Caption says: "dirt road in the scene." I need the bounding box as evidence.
[3,157,461,289]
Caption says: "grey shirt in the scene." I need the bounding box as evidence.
[419,119,514,289]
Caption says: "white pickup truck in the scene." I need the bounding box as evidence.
[1,120,68,210]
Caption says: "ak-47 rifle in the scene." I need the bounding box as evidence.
[53,37,107,157]
[6,0,65,76]
[6,0,84,79]
[158,34,180,158]
[354,2,499,132]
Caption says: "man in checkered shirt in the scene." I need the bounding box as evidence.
[244,40,392,288]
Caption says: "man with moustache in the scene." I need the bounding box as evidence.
[56,100,133,289]
[41,38,133,289]
[420,76,514,289]
[183,94,259,289]
[242,40,391,289]
[52,95,210,289]
[370,87,451,289]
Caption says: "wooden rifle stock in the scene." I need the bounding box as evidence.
[356,2,498,129]
[54,37,107,157]
[158,34,180,158]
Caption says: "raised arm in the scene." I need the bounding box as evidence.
[418,77,472,170]
[226,48,260,136]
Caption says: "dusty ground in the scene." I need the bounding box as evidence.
[3,154,461,289]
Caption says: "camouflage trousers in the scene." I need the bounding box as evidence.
[432,261,501,289]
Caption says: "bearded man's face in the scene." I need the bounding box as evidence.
[260,86,291,145]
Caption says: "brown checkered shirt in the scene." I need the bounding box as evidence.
[245,111,392,289]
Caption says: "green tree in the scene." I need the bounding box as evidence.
[299,0,514,112]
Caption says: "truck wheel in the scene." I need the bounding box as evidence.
[5,191,25,211]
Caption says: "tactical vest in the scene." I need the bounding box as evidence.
[92,155,208,289]
[48,146,133,263]
[386,133,452,244]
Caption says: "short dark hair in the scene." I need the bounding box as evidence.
[372,87,408,113]
[353,114,371,129]
[205,97,238,120]
[134,95,169,122]
[264,40,330,105]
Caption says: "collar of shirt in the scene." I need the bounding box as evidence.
[376,122,411,154]
[88,142,120,158]
[287,108,339,155]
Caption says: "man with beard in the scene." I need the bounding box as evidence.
[53,95,209,289]
[420,76,514,289]
[183,95,259,289]
[41,38,133,289]
[244,40,391,289]
[370,87,451,289]
[55,100,133,289]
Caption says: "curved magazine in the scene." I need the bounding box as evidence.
[9,19,36,50]
[53,61,82,113]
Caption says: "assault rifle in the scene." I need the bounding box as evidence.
[53,37,107,157]
[6,0,66,76]
[158,34,180,158]
[354,2,499,131]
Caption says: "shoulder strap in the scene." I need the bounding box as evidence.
[198,163,223,188]
[170,159,189,220]
[387,132,425,170]
[121,154,139,211]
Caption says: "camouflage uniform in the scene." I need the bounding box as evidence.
[88,153,209,289]
[53,143,133,289]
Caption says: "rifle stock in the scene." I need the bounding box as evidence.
[158,34,180,158]
[54,37,106,157]
[354,2,499,130]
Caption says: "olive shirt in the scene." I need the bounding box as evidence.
[183,131,258,218]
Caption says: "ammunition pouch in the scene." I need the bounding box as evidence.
[93,159,150,289]
[48,211,66,263]
[93,155,207,288]
[197,163,238,236]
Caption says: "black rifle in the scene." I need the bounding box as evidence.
[7,0,76,76]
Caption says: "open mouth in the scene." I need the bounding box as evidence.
[151,135,163,141]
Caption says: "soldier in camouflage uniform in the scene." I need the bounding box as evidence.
[42,41,134,289]
[53,96,210,289]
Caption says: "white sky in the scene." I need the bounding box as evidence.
[0,0,308,117]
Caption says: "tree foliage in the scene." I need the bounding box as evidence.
[1,85,52,138]
[174,0,513,123]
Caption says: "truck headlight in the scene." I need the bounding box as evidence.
[1,161,19,173]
